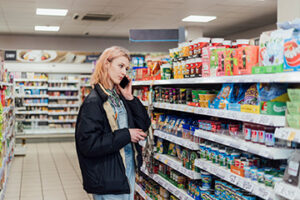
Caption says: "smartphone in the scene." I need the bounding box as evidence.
[120,76,130,89]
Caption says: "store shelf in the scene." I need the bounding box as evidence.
[48,96,79,100]
[133,72,300,86]
[22,128,75,135]
[0,82,13,87]
[48,104,80,108]
[153,102,285,127]
[24,103,48,107]
[80,84,91,87]
[48,80,79,83]
[194,159,277,200]
[275,128,300,143]
[48,87,79,91]
[15,111,48,115]
[274,181,300,200]
[132,80,153,86]
[0,138,15,186]
[16,95,49,98]
[16,119,48,122]
[154,130,200,150]
[15,86,48,90]
[154,153,201,179]
[194,129,294,160]
[135,184,153,200]
[15,78,47,82]
[141,167,194,200]
[3,118,14,140]
[48,119,76,123]
[48,112,78,115]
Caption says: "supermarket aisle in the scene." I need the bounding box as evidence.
[4,142,93,200]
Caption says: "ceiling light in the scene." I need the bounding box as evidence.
[35,26,60,32]
[182,15,216,22]
[36,8,68,16]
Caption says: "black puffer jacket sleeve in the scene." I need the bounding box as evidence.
[124,97,151,132]
[76,100,131,158]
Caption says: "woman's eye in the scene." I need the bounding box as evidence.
[126,67,129,71]
[119,64,124,68]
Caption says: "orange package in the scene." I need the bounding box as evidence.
[235,46,259,75]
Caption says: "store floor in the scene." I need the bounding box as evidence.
[5,142,93,200]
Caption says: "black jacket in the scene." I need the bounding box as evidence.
[75,84,151,194]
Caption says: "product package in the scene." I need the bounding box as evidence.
[202,47,211,77]
[284,34,300,72]
[236,46,259,75]
[224,48,238,76]
[210,83,234,109]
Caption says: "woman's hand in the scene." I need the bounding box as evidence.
[129,128,147,143]
[117,75,134,100]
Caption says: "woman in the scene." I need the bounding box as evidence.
[75,46,151,200]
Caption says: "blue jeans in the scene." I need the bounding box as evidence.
[93,143,135,200]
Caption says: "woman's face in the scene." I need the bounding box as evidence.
[107,56,130,85]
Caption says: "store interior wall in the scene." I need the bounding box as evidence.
[0,34,177,53]
[223,23,277,40]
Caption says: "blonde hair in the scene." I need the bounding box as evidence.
[91,46,130,89]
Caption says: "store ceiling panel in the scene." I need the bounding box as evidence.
[0,0,277,38]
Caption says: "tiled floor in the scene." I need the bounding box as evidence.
[4,142,93,200]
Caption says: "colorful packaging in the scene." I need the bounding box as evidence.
[202,47,211,77]
[224,48,237,76]
[210,83,234,109]
[236,46,259,75]
[259,29,294,66]
[243,84,259,105]
[284,34,300,72]
[210,47,224,77]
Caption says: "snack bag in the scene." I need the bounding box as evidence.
[210,47,224,77]
[210,83,234,109]
[229,84,251,104]
[243,84,259,105]
[257,83,288,103]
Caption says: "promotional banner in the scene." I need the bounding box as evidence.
[4,50,101,63]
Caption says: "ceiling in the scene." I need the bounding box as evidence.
[0,0,277,38]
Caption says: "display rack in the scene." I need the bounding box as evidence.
[141,167,194,200]
[154,130,200,150]
[194,159,276,200]
[274,181,300,200]
[154,153,201,179]
[275,128,300,143]
[133,72,300,86]
[135,183,153,200]
[194,129,294,159]
[153,102,285,126]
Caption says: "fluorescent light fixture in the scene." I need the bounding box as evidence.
[35,26,60,32]
[182,15,216,22]
[36,8,68,16]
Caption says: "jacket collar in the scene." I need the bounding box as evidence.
[94,83,110,102]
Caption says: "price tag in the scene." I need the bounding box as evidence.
[288,131,296,141]
[240,144,248,151]
[168,185,176,194]
[228,174,238,185]
[258,117,269,125]
[254,187,270,199]
[242,180,254,192]
[274,182,297,200]
[187,170,194,178]
[174,190,180,196]
[216,169,227,179]
[164,159,168,165]
[210,166,217,175]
